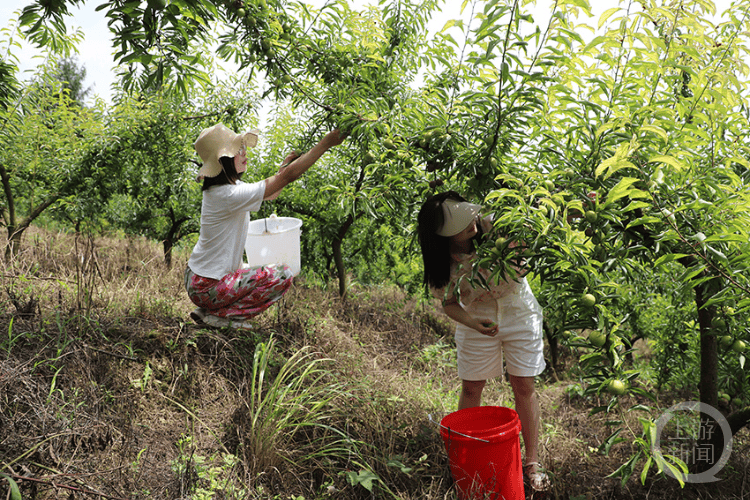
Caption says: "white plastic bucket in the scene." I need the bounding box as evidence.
[245,216,303,276]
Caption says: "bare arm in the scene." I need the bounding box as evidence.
[442,296,498,336]
[263,129,345,201]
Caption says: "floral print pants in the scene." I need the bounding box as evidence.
[184,265,294,319]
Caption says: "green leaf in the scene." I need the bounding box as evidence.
[729,155,750,171]
[640,124,668,142]
[606,451,641,486]
[345,469,380,492]
[600,159,638,180]
[598,428,625,455]
[441,19,464,33]
[653,253,689,267]
[628,404,652,412]
[640,456,652,484]
[604,177,648,207]
[662,456,688,487]
[648,154,686,171]
[0,474,21,500]
[598,7,621,28]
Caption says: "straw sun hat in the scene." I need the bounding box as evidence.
[194,123,260,179]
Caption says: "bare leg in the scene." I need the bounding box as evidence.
[458,379,486,409]
[508,375,540,464]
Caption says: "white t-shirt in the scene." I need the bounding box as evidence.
[187,180,266,280]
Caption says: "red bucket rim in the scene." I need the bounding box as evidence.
[439,406,521,442]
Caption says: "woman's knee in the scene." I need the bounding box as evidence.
[509,375,536,399]
[461,379,486,397]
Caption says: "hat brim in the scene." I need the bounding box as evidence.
[195,127,260,179]
[436,200,481,237]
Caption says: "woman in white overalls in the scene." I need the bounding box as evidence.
[417,191,550,491]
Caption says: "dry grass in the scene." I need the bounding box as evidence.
[0,226,748,499]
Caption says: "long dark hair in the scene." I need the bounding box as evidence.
[417,190,483,290]
[202,156,244,191]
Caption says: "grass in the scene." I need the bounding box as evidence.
[0,226,749,499]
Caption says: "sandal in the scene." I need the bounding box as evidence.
[190,308,207,324]
[201,314,254,330]
[202,314,231,328]
[523,462,551,492]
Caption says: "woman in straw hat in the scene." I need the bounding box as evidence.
[417,190,550,492]
[185,123,345,328]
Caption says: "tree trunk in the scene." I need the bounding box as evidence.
[333,237,346,298]
[332,214,354,299]
[544,323,558,372]
[163,238,173,269]
[4,198,58,259]
[693,279,722,473]
[0,162,17,260]
[694,281,718,409]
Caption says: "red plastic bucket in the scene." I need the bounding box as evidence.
[439,406,524,500]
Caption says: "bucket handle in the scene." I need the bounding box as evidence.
[428,413,490,443]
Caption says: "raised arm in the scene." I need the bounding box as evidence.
[263,129,345,200]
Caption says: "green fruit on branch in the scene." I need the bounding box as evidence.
[732,339,747,353]
[584,210,598,223]
[494,237,507,250]
[720,335,734,349]
[363,152,376,165]
[588,330,606,348]
[606,379,626,395]
[581,293,597,308]
[383,138,396,150]
[711,316,727,330]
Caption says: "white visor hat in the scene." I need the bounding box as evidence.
[436,200,481,237]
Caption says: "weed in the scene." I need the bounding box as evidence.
[235,335,343,472]
[171,434,247,500]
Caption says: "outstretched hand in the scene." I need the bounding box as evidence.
[281,151,300,168]
[324,129,346,148]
